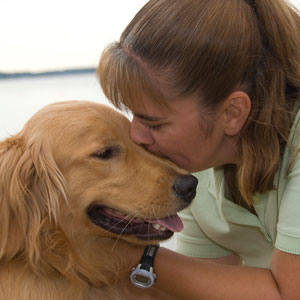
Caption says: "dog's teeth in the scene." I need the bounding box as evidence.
[152,223,167,231]
[152,223,161,230]
[160,226,167,231]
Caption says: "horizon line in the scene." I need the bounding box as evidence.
[0,67,98,80]
[0,66,97,75]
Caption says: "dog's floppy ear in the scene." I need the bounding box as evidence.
[0,135,67,263]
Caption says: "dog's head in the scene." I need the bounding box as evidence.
[0,101,197,284]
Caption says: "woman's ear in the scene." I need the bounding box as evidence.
[221,91,251,136]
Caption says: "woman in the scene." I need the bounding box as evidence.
[97,0,300,298]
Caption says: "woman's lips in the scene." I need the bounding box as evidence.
[144,145,167,158]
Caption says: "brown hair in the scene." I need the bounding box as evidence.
[98,0,300,204]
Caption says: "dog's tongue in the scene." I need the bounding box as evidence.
[148,214,184,232]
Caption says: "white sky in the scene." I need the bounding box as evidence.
[1,0,300,73]
[0,0,148,72]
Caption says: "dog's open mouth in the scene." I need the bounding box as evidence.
[87,205,184,240]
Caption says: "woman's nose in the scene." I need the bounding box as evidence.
[130,117,155,145]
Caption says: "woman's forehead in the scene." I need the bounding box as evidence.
[130,95,200,119]
[125,92,174,115]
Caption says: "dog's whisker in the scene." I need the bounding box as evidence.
[107,212,137,231]
[110,214,138,253]
[152,204,159,222]
[148,207,156,242]
[134,219,148,243]
[147,221,151,243]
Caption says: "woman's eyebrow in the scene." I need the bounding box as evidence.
[134,113,165,122]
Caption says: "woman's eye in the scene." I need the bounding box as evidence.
[144,123,161,130]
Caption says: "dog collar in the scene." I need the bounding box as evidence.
[130,244,160,288]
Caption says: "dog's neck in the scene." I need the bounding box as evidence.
[0,235,123,300]
[39,229,122,288]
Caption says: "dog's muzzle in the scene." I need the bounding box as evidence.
[86,174,198,241]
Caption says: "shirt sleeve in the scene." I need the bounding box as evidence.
[175,204,233,259]
[276,147,300,255]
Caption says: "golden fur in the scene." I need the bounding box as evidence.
[0,101,190,300]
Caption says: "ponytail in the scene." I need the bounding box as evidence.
[238,0,300,204]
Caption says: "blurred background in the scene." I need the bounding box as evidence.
[0,0,148,140]
[1,0,300,250]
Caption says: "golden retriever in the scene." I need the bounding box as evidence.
[0,101,197,300]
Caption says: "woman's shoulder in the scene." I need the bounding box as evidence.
[289,102,300,145]
[192,168,214,188]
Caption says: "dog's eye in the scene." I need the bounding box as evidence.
[91,146,120,160]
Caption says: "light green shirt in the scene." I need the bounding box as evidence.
[175,107,300,268]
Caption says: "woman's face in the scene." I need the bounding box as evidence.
[129,96,239,172]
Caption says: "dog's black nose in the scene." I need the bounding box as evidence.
[172,174,198,204]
